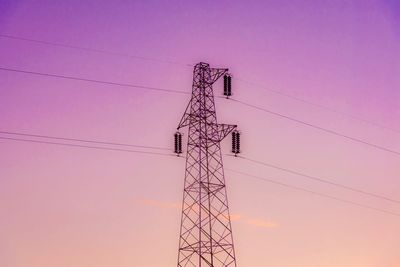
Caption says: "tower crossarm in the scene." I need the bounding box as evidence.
[209,67,229,84]
[177,99,192,130]
[177,116,236,142]
[210,123,237,142]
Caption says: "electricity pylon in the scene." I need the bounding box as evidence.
[176,62,238,267]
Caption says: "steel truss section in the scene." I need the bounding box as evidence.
[176,62,238,267]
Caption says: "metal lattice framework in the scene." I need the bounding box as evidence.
[176,62,237,267]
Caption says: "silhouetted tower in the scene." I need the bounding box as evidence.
[176,62,238,267]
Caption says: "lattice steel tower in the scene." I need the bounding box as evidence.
[176,62,238,267]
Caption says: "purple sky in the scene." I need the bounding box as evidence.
[0,1,399,266]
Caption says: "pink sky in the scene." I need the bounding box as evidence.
[0,0,399,266]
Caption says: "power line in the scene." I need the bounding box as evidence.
[226,168,400,218]
[0,130,170,151]
[236,78,400,135]
[2,133,398,217]
[234,155,400,204]
[2,65,399,158]
[6,32,398,135]
[0,136,173,157]
[4,129,397,204]
[0,66,189,95]
[2,33,397,137]
[0,34,193,68]
[230,98,400,157]
[2,34,398,227]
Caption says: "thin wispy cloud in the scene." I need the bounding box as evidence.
[138,198,278,229]
[246,218,278,229]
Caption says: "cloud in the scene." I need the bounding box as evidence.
[217,213,242,222]
[229,214,242,222]
[245,218,278,229]
[138,198,277,229]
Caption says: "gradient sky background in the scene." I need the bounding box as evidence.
[0,0,399,266]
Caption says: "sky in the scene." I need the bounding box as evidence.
[0,0,399,266]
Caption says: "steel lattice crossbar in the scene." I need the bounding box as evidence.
[176,62,237,267]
